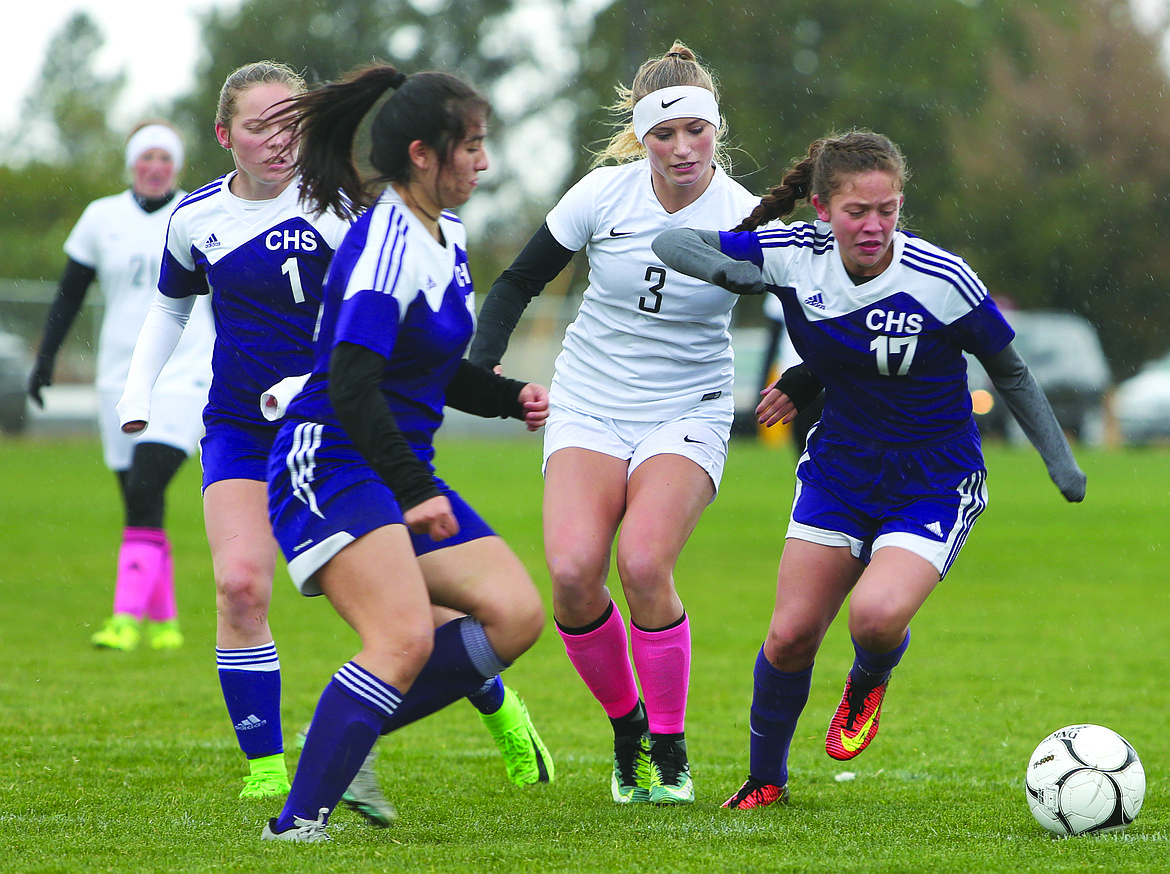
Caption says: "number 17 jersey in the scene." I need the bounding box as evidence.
[158,172,350,426]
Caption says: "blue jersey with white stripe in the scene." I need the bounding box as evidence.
[284,188,475,468]
[159,173,349,425]
[720,221,1013,445]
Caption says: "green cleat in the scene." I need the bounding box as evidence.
[90,614,141,651]
[147,619,184,650]
[340,746,397,827]
[480,687,554,785]
[648,736,694,805]
[611,732,651,803]
[240,753,291,799]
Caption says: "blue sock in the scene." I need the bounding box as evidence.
[276,662,400,832]
[216,642,283,759]
[749,647,812,787]
[382,617,509,734]
[467,675,506,715]
[851,628,911,686]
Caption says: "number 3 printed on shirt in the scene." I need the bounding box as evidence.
[640,266,666,314]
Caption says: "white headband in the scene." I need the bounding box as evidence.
[125,124,184,170]
[632,86,720,144]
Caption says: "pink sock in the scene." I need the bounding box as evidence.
[112,527,168,619]
[630,613,691,735]
[145,535,177,622]
[557,601,641,719]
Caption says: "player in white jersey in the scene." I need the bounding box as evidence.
[654,129,1086,810]
[259,63,548,845]
[470,43,758,806]
[29,121,213,653]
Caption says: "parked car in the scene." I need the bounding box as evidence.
[967,310,1111,445]
[0,317,30,434]
[1114,352,1170,445]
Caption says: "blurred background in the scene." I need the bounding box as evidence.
[3,0,1170,447]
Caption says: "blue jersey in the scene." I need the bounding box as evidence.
[159,173,350,426]
[284,187,476,469]
[720,221,1014,446]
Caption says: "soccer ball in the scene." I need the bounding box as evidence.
[1025,724,1145,836]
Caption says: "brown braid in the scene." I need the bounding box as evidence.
[732,130,907,232]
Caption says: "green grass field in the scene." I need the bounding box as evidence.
[1,434,1166,873]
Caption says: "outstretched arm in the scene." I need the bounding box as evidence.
[652,228,765,296]
[979,344,1086,502]
[445,360,549,431]
[468,223,575,369]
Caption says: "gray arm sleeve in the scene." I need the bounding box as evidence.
[979,344,1086,502]
[652,228,766,296]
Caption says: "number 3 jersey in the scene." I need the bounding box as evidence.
[546,160,757,421]
[158,173,349,425]
[719,221,1015,445]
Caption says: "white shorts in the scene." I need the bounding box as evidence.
[542,396,733,498]
[99,389,206,471]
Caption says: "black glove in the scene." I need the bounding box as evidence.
[27,358,53,408]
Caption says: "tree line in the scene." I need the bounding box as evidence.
[3,0,1169,377]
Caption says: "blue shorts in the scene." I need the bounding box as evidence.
[199,415,281,490]
[787,421,988,579]
[268,420,495,595]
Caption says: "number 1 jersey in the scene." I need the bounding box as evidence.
[158,173,350,425]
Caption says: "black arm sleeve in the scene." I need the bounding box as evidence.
[445,359,529,420]
[36,258,97,366]
[774,363,824,412]
[328,342,441,512]
[467,223,575,368]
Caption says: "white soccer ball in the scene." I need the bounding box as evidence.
[1025,724,1145,836]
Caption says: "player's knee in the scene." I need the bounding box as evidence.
[215,566,271,618]
[547,550,607,605]
[763,624,820,670]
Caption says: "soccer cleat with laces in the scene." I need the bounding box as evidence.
[722,776,789,809]
[90,614,141,651]
[240,754,291,799]
[826,672,889,761]
[648,736,694,805]
[147,619,184,650]
[340,747,397,827]
[479,687,554,785]
[611,732,652,803]
[261,807,331,842]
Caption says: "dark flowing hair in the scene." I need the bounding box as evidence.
[271,63,490,218]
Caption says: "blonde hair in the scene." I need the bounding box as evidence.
[215,60,307,129]
[591,41,729,169]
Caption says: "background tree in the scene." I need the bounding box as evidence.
[15,12,124,173]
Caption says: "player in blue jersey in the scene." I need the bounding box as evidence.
[257,63,549,844]
[469,42,757,807]
[30,121,212,653]
[119,61,550,817]
[653,129,1086,809]
[116,62,400,819]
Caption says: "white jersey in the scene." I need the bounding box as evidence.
[545,160,757,420]
[64,190,214,398]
